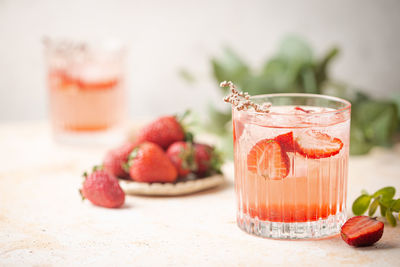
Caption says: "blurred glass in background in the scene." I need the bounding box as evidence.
[43,38,127,145]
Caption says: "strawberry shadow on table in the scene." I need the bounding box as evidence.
[119,202,134,209]
[356,241,398,250]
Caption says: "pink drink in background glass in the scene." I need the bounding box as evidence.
[233,94,351,239]
[44,38,126,144]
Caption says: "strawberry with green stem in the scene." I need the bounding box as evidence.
[193,143,224,177]
[125,142,178,183]
[166,141,196,178]
[136,110,194,150]
[103,142,139,179]
[80,166,125,208]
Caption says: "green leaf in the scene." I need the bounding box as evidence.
[210,148,225,174]
[390,199,400,212]
[92,165,103,172]
[386,209,397,227]
[315,47,339,87]
[392,93,400,122]
[276,35,313,64]
[353,101,398,147]
[380,203,387,217]
[261,59,298,92]
[178,69,196,83]
[369,197,380,217]
[350,120,373,155]
[211,47,250,92]
[218,130,234,160]
[205,104,231,135]
[372,186,396,200]
[352,194,372,215]
[361,189,369,195]
[185,132,194,143]
[300,66,318,94]
[128,147,139,161]
[379,197,393,209]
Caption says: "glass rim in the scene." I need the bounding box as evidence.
[42,36,127,54]
[244,93,352,116]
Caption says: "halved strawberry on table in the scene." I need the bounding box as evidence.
[341,216,384,247]
[247,139,290,180]
[295,130,343,159]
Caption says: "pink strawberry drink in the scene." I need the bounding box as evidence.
[233,94,351,239]
[44,38,126,144]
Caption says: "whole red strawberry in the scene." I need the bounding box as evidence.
[341,216,384,247]
[136,116,185,149]
[80,168,125,208]
[127,142,178,183]
[193,143,222,177]
[166,141,196,178]
[103,142,138,179]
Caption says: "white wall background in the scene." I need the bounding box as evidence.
[0,0,399,122]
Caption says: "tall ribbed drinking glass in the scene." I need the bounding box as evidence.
[233,94,351,239]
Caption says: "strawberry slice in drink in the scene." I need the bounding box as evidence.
[78,78,119,90]
[295,130,343,159]
[294,106,312,113]
[247,139,289,180]
[274,131,295,152]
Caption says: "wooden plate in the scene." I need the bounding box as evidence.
[119,174,225,196]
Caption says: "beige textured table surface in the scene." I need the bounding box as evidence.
[1,122,400,266]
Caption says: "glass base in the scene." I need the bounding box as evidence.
[237,211,346,239]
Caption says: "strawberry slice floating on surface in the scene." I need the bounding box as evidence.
[274,131,295,152]
[247,139,289,180]
[341,216,384,247]
[294,106,312,113]
[295,130,343,159]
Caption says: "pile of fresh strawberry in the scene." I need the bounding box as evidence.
[247,130,344,180]
[80,113,223,208]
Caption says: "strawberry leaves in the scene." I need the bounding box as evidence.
[352,186,399,226]
[123,147,140,172]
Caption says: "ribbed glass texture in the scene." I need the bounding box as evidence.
[233,94,351,239]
